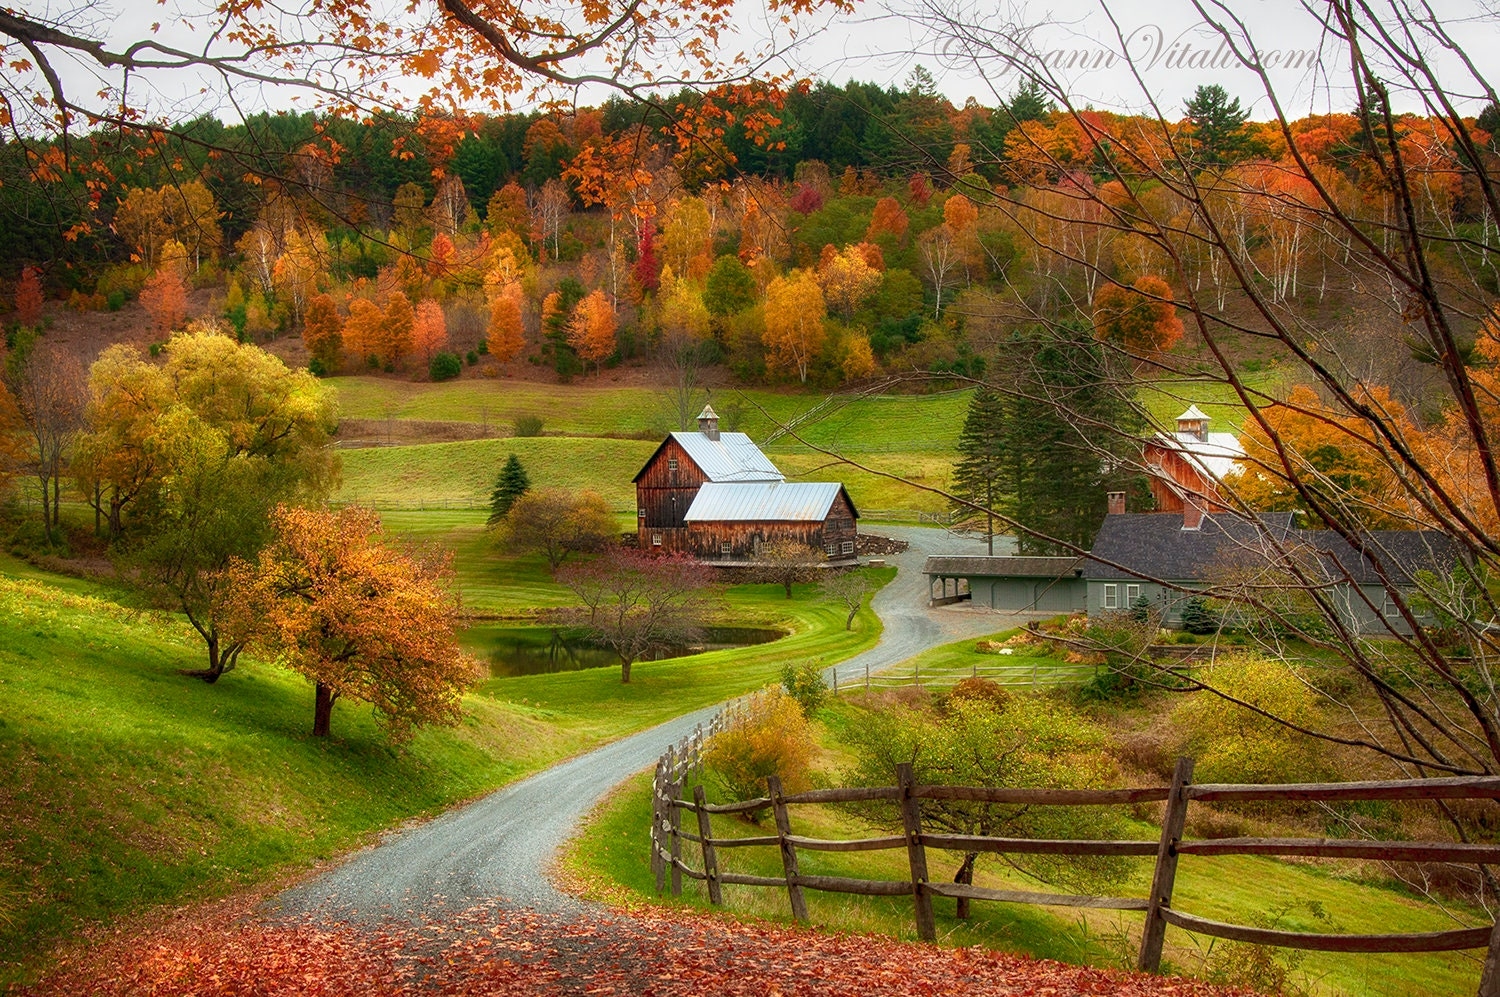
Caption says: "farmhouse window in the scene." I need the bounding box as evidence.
[841,540,855,555]
[652,534,663,546]
[1383,595,1402,618]
[1103,584,1118,609]
[721,542,732,554]
[668,457,678,471]
[1126,583,1141,605]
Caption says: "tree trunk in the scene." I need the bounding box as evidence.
[313,682,335,736]
[954,851,978,920]
[183,633,227,683]
[845,605,858,630]
[620,658,633,684]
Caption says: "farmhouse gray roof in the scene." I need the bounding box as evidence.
[684,481,852,522]
[668,431,784,482]
[1085,512,1456,586]
[923,556,1083,579]
[1085,512,1297,581]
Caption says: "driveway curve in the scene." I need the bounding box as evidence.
[272,526,1034,924]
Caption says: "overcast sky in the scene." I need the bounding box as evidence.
[31,0,1500,126]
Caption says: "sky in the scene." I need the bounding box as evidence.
[19,0,1500,129]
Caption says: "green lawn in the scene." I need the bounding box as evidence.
[567,698,1485,997]
[0,549,890,987]
[858,629,1100,691]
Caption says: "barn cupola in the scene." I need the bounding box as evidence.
[697,404,720,441]
[1176,404,1210,442]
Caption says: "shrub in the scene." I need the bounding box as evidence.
[429,351,463,381]
[945,676,1011,711]
[105,289,126,311]
[308,357,328,377]
[513,414,544,437]
[466,350,479,365]
[704,688,814,812]
[780,661,827,716]
[1171,655,1332,784]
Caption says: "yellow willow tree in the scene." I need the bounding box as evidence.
[763,270,827,383]
[227,504,481,739]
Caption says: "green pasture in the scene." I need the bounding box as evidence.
[567,697,1484,997]
[0,551,891,986]
[857,629,1100,690]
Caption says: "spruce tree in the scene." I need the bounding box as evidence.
[488,454,531,524]
[952,388,1010,555]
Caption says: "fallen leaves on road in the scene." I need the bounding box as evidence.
[20,899,1255,996]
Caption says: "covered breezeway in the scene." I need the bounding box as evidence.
[923,555,1087,613]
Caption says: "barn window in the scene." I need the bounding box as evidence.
[652,534,663,546]
[638,508,646,518]
[668,457,678,471]
[841,540,855,555]
[1103,584,1118,609]
[1126,583,1141,605]
[720,542,732,555]
[825,543,837,556]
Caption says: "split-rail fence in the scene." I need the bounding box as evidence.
[650,731,1500,990]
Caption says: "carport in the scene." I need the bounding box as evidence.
[923,556,1087,612]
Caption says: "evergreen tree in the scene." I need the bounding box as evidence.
[488,453,532,524]
[1183,84,1251,168]
[952,388,1009,555]
[966,322,1143,556]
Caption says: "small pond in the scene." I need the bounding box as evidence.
[463,624,786,677]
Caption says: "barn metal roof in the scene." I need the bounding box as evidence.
[684,481,848,522]
[1149,430,1245,481]
[669,431,784,482]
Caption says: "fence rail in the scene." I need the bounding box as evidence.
[650,737,1500,989]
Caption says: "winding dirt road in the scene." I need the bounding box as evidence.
[272,527,1036,923]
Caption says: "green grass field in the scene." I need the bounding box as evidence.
[566,698,1485,997]
[0,547,890,987]
[325,371,1285,520]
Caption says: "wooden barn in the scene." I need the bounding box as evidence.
[1142,406,1245,527]
[633,406,860,564]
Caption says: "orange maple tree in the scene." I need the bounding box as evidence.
[412,299,449,364]
[1090,275,1184,355]
[487,293,526,363]
[301,293,343,372]
[341,298,384,363]
[567,290,617,372]
[139,266,188,335]
[380,292,417,369]
[230,504,481,740]
[14,266,43,326]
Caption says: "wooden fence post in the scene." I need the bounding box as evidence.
[767,775,809,923]
[1480,919,1500,997]
[897,762,937,942]
[694,784,722,906]
[652,762,666,894]
[1138,755,1195,973]
[669,777,684,897]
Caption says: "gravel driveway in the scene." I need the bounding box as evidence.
[272,527,1034,923]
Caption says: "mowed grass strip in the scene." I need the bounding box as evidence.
[567,699,1484,997]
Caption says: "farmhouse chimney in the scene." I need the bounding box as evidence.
[697,404,720,441]
[1182,496,1205,531]
[1107,491,1126,515]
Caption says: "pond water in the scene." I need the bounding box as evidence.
[464,624,786,678]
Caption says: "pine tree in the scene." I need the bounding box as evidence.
[952,388,1009,555]
[488,454,531,524]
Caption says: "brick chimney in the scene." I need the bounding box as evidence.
[697,403,720,441]
[1107,491,1126,515]
[1182,496,1205,531]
